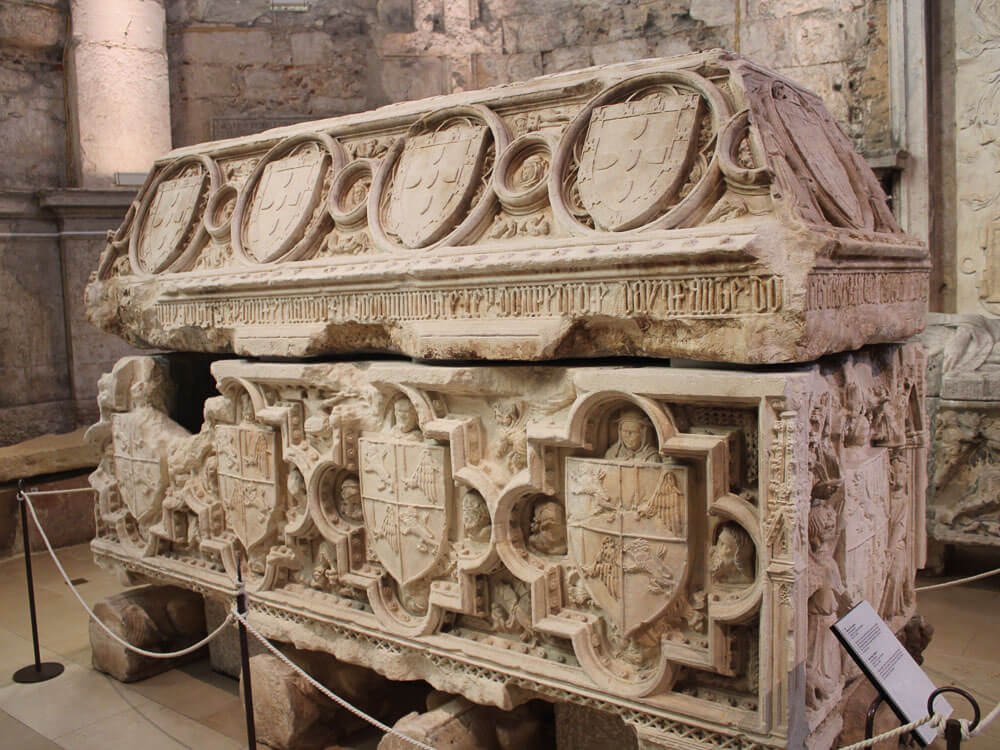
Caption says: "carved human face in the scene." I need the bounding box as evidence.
[286,467,305,500]
[529,500,566,553]
[394,398,418,433]
[339,479,362,520]
[710,530,738,579]
[462,492,489,533]
[619,419,645,451]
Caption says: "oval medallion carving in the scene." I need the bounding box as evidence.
[369,105,511,251]
[232,133,346,264]
[129,155,221,275]
[550,71,731,235]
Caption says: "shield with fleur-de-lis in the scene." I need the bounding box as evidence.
[215,423,281,552]
[112,412,168,527]
[244,145,326,258]
[359,437,451,585]
[566,457,690,635]
[138,172,204,272]
[577,93,702,231]
[387,124,488,247]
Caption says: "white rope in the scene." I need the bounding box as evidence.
[231,607,436,750]
[836,712,945,750]
[21,487,98,497]
[972,699,1000,738]
[20,491,234,659]
[916,567,1000,592]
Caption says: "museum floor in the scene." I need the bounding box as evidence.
[0,544,995,750]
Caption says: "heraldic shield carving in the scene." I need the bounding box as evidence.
[842,451,890,607]
[566,457,689,635]
[244,145,326,259]
[111,412,166,528]
[577,93,702,232]
[215,421,281,554]
[137,173,203,272]
[359,437,450,585]
[388,123,488,247]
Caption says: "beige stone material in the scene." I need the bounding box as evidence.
[89,585,207,682]
[87,52,927,365]
[67,0,171,187]
[0,428,99,483]
[88,344,927,749]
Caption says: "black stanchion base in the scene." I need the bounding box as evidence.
[13,662,64,683]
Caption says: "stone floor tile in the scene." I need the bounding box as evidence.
[0,661,150,738]
[126,662,242,721]
[0,708,63,749]
[53,700,244,750]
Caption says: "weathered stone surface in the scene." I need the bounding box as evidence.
[0,471,94,559]
[917,313,1000,551]
[0,428,99,483]
[555,703,637,750]
[381,696,549,750]
[87,53,927,365]
[89,585,207,682]
[89,344,927,749]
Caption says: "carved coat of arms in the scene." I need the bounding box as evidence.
[215,423,281,552]
[245,146,325,256]
[771,83,865,228]
[566,457,689,635]
[387,124,487,247]
[841,451,890,607]
[577,93,701,231]
[138,173,204,271]
[359,437,450,585]
[112,412,170,527]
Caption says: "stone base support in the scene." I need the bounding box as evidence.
[90,585,206,682]
[555,703,637,750]
[242,646,420,750]
[380,695,549,750]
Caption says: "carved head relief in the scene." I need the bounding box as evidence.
[338,475,363,522]
[605,407,660,463]
[528,498,568,556]
[391,395,421,438]
[461,489,491,544]
[710,523,755,586]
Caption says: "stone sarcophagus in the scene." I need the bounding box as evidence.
[87,346,927,749]
[85,51,930,750]
[86,51,927,364]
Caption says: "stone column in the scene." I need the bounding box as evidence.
[66,0,171,187]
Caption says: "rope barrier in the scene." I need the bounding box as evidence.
[231,607,436,750]
[836,712,945,750]
[20,490,235,659]
[916,567,1000,592]
[21,486,98,497]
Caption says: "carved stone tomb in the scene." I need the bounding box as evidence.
[85,52,929,750]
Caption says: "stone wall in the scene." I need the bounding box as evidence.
[165,0,892,156]
[0,0,68,189]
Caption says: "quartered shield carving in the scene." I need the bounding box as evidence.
[577,93,701,231]
[567,457,689,635]
[359,437,450,585]
[244,145,326,261]
[112,413,166,526]
[137,173,204,272]
[388,124,488,247]
[771,83,865,228]
[215,423,281,551]
[842,452,890,607]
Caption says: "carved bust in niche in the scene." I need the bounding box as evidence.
[710,523,755,586]
[462,490,491,544]
[604,408,661,463]
[239,393,255,423]
[390,396,421,440]
[286,465,307,521]
[527,498,567,555]
[337,476,363,522]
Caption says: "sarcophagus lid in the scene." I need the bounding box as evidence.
[87,50,927,364]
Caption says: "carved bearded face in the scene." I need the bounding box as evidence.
[339,478,363,521]
[393,398,418,433]
[710,524,754,584]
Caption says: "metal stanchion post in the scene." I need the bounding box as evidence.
[236,553,257,748]
[12,483,64,683]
